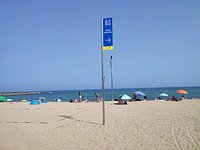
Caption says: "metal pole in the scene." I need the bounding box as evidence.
[101,18,105,125]
[110,56,114,101]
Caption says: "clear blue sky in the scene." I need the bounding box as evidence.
[1,0,200,92]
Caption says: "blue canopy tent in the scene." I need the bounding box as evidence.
[30,99,40,105]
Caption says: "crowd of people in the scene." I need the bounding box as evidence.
[67,91,195,104]
[69,91,101,103]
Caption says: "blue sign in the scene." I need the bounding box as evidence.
[102,18,113,50]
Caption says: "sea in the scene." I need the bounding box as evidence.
[4,86,200,102]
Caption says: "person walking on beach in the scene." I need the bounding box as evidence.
[79,91,82,102]
[95,93,100,102]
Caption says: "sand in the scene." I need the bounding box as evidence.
[0,100,200,150]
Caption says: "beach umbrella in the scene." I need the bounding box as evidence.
[7,99,13,102]
[0,96,7,102]
[21,99,28,102]
[176,90,188,94]
[134,91,145,96]
[55,98,62,102]
[160,93,168,97]
[38,97,46,100]
[119,94,131,100]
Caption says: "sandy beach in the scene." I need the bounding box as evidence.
[0,100,200,150]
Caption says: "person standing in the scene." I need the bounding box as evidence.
[144,95,147,101]
[95,93,100,102]
[79,91,82,102]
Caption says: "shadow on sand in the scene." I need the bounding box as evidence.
[58,115,102,126]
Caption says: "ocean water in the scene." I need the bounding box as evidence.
[4,86,200,102]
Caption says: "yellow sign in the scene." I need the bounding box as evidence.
[103,46,113,50]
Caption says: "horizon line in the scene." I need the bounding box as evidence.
[1,85,200,93]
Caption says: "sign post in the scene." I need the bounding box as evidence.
[101,17,113,125]
[102,18,113,50]
[110,56,114,101]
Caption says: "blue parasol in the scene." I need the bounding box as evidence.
[134,91,145,96]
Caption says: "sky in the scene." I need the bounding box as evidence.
[0,0,200,92]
